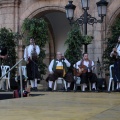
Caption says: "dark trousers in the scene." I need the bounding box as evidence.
[113,59,120,82]
[0,66,2,77]
[26,60,39,80]
[80,72,98,84]
[46,69,74,83]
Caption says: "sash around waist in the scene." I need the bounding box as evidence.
[56,66,63,70]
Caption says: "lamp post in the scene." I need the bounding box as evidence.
[65,0,108,52]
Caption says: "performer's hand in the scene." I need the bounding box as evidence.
[78,68,82,73]
[113,48,117,52]
[4,55,8,59]
[27,57,31,64]
[61,56,65,60]
[0,55,7,59]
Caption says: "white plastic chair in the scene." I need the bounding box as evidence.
[108,65,114,91]
[53,77,67,91]
[73,76,92,91]
[74,76,81,90]
[21,66,29,88]
[0,65,10,90]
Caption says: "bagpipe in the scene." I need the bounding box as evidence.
[30,43,38,60]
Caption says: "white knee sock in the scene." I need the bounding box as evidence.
[34,79,37,87]
[81,84,87,91]
[30,80,34,88]
[92,83,96,90]
[49,81,53,88]
[67,83,71,88]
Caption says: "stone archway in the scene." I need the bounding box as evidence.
[19,2,71,87]
[20,2,70,64]
[20,6,65,53]
[106,0,120,36]
[20,1,66,23]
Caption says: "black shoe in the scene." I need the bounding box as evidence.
[34,87,38,91]
[115,88,120,92]
[67,87,71,92]
[92,88,96,92]
[30,88,34,91]
[46,87,52,91]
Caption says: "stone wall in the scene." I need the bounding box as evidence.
[0,0,120,62]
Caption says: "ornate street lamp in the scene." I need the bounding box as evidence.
[65,1,76,21]
[81,0,90,10]
[65,0,108,52]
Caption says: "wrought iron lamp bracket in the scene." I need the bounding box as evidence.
[68,15,104,26]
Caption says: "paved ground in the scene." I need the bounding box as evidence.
[0,91,120,120]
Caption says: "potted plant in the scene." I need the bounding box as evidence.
[82,35,93,45]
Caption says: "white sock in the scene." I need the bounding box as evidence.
[116,82,119,89]
[49,81,53,88]
[92,83,96,90]
[67,83,70,88]
[35,79,37,87]
[30,80,34,88]
[81,84,87,91]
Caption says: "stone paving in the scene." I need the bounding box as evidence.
[0,92,120,120]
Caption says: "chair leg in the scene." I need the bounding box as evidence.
[0,79,6,90]
[7,79,10,89]
[6,79,8,90]
[112,81,114,91]
[73,84,76,90]
[63,80,67,91]
[0,80,1,89]
[89,82,91,91]
[53,81,57,90]
[108,78,112,91]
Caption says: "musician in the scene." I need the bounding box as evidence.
[73,53,98,91]
[24,38,40,91]
[110,36,120,91]
[46,52,74,91]
[0,44,8,90]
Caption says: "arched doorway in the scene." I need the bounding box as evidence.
[21,7,71,63]
[20,7,71,86]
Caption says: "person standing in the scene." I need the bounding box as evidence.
[46,52,74,91]
[24,38,40,91]
[73,53,98,91]
[0,44,8,90]
[110,36,120,91]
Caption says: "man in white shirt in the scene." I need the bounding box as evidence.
[73,53,98,91]
[24,38,40,91]
[110,36,120,91]
[46,52,74,91]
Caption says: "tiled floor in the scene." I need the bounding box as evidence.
[0,92,120,120]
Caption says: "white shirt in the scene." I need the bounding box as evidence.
[49,59,71,73]
[73,60,94,72]
[24,45,40,61]
[117,44,120,56]
[110,44,120,57]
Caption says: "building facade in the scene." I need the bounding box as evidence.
[0,0,120,64]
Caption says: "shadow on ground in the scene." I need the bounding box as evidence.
[0,91,45,100]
